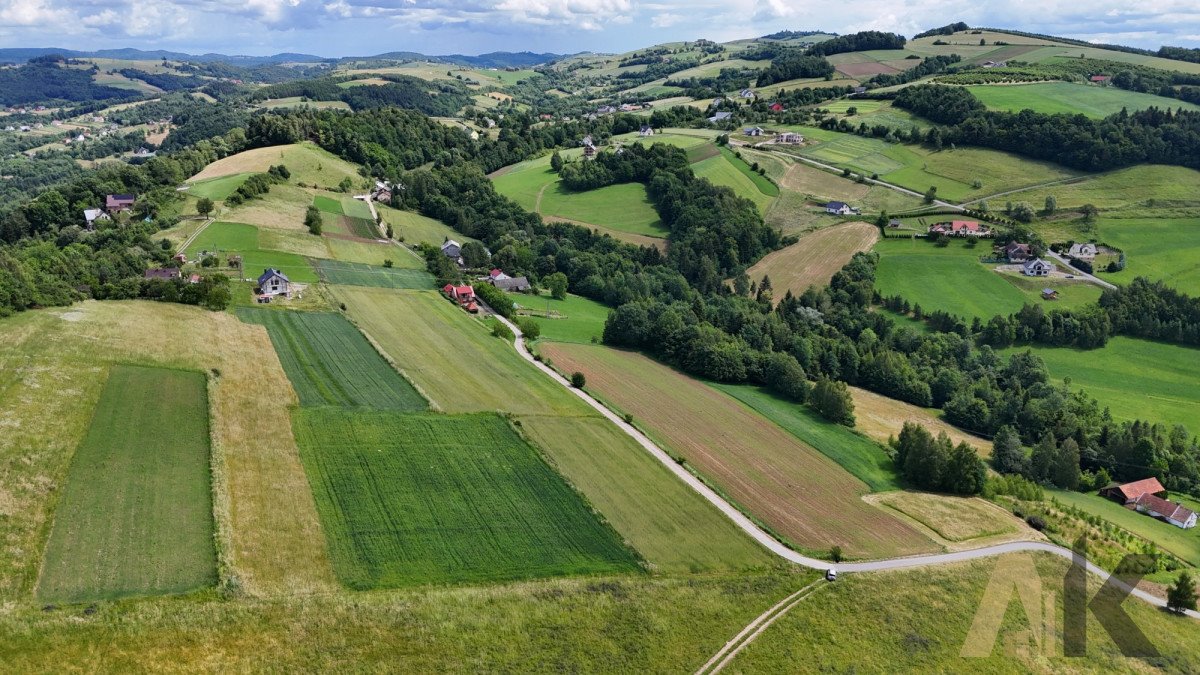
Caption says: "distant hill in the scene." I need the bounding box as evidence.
[0,47,563,68]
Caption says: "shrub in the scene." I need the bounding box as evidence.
[571,371,586,388]
[623,413,634,424]
[383,259,394,268]
[830,546,843,562]
[492,322,514,340]
[515,317,541,340]
[1026,515,1046,531]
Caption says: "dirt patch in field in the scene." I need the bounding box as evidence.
[746,222,879,302]
[849,385,991,456]
[836,62,902,78]
[540,343,937,559]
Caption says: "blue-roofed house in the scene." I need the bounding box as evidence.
[826,201,855,215]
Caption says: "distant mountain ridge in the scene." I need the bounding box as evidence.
[0,47,566,68]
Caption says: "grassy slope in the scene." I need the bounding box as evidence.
[37,365,216,603]
[313,259,432,289]
[713,384,901,492]
[874,492,1018,542]
[539,182,667,236]
[967,82,1200,118]
[1100,218,1200,295]
[335,287,594,416]
[733,554,1200,672]
[719,147,779,197]
[518,416,774,573]
[188,142,361,188]
[745,221,879,302]
[0,302,336,600]
[692,152,775,213]
[378,205,471,246]
[185,220,319,283]
[293,410,640,588]
[188,173,251,201]
[875,237,1101,319]
[516,291,610,344]
[540,343,935,559]
[1002,337,1200,429]
[236,309,426,410]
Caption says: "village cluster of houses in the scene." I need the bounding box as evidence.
[741,127,802,144]
[1100,477,1197,529]
[928,219,993,238]
[997,241,1054,279]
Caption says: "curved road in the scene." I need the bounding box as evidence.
[494,316,1198,620]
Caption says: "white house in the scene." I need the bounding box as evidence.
[1134,493,1197,529]
[743,127,765,136]
[776,132,803,144]
[825,201,856,216]
[256,268,290,297]
[739,88,755,99]
[1067,243,1098,260]
[1023,259,1053,277]
[639,124,653,137]
[83,208,110,228]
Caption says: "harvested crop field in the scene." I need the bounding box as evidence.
[835,62,902,78]
[538,344,936,559]
[336,288,593,416]
[745,222,879,302]
[236,309,425,410]
[314,260,431,288]
[38,365,216,603]
[293,410,641,588]
[778,162,870,202]
[849,386,990,456]
[873,492,1020,543]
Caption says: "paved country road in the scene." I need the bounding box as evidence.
[494,315,1199,621]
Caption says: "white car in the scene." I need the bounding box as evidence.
[825,568,837,582]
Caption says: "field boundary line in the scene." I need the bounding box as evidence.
[494,317,1198,621]
[179,216,216,252]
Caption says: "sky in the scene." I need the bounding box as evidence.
[0,0,1197,57]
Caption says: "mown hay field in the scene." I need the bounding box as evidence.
[515,291,610,344]
[848,385,991,456]
[313,194,343,214]
[336,287,594,416]
[378,205,472,246]
[873,492,1020,542]
[314,259,431,288]
[236,309,426,410]
[188,142,361,187]
[518,415,775,573]
[293,410,641,588]
[745,221,879,302]
[539,182,667,237]
[185,221,319,283]
[187,173,251,201]
[1099,218,1200,295]
[692,152,776,213]
[538,343,937,559]
[38,365,216,603]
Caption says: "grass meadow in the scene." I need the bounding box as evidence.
[1099,218,1200,295]
[539,182,667,237]
[188,142,361,188]
[313,259,432,288]
[849,386,991,456]
[781,126,1080,202]
[187,173,251,201]
[236,309,426,410]
[720,147,779,197]
[692,152,776,213]
[714,384,900,492]
[378,205,471,246]
[873,492,1019,543]
[514,291,610,344]
[293,410,641,588]
[185,220,319,283]
[1002,337,1200,429]
[874,237,1101,319]
[336,287,595,416]
[37,365,216,603]
[996,165,1200,215]
[967,82,1200,118]
[539,343,937,559]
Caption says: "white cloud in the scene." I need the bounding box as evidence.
[651,12,681,27]
[0,0,70,26]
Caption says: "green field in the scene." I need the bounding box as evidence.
[313,195,343,214]
[720,147,779,197]
[293,410,641,588]
[185,221,319,283]
[518,416,773,573]
[713,384,901,492]
[341,197,375,220]
[993,165,1200,214]
[783,126,1080,202]
[515,291,610,344]
[38,365,216,603]
[189,142,361,188]
[967,82,1200,119]
[875,238,1101,319]
[1050,490,1200,568]
[692,152,775,213]
[378,206,470,246]
[1002,337,1200,430]
[1099,218,1200,294]
[188,173,251,201]
[540,182,666,236]
[314,259,432,289]
[236,309,426,410]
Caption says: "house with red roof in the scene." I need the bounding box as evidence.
[1100,477,1166,504]
[1133,493,1197,529]
[928,220,992,237]
[768,102,784,112]
[442,283,476,306]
